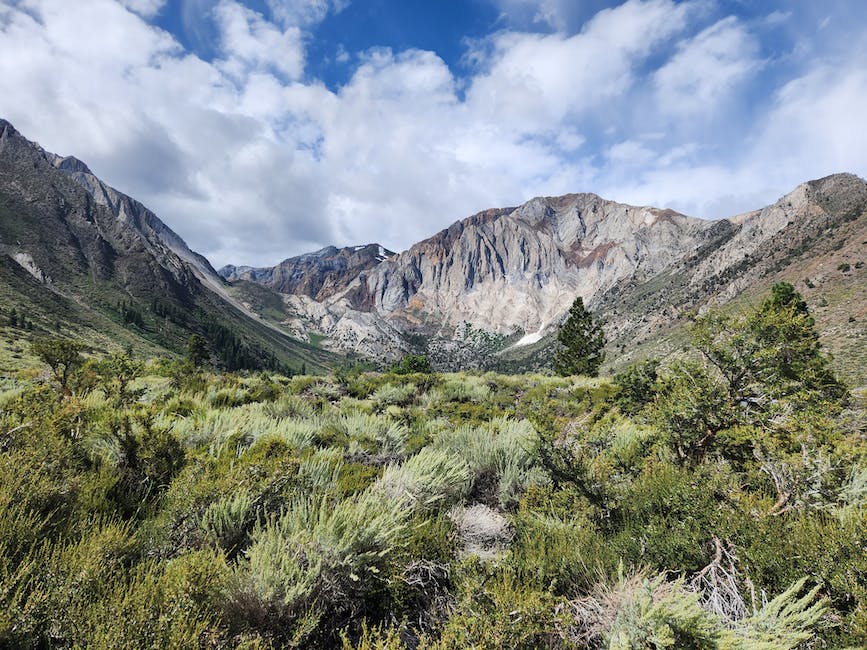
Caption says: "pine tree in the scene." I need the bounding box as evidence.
[553,296,606,376]
[185,334,209,368]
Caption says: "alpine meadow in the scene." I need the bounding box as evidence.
[1,1,866,649]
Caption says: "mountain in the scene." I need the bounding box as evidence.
[3,116,863,383]
[0,119,335,373]
[219,244,394,300]
[225,173,867,384]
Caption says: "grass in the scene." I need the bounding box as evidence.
[308,333,328,347]
[1,327,864,648]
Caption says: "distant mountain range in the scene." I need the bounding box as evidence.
[220,171,867,384]
[1,118,864,383]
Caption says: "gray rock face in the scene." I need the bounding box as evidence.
[47,151,229,300]
[229,172,867,365]
[0,117,335,371]
[0,118,201,303]
[240,194,716,358]
[220,244,394,303]
[365,195,712,336]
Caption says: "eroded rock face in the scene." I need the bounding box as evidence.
[0,118,336,371]
[232,173,867,365]
[208,167,867,367]
[237,192,719,358]
[219,244,395,303]
[48,152,229,300]
[365,195,713,336]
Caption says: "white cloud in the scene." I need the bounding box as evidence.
[466,0,691,131]
[752,62,867,183]
[594,54,867,220]
[606,140,655,166]
[214,1,305,80]
[265,0,348,28]
[118,0,167,17]
[654,16,760,117]
[486,0,584,31]
[0,0,865,270]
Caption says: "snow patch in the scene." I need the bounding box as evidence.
[514,330,544,347]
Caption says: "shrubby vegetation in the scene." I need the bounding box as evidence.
[0,284,865,648]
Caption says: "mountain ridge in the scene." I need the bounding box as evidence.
[222,170,867,382]
[0,118,335,372]
[2,117,864,382]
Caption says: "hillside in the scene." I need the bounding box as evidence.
[224,174,867,384]
[0,119,336,374]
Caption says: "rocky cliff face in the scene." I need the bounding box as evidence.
[230,192,718,355]
[0,118,334,371]
[219,244,394,301]
[48,151,232,302]
[363,195,713,336]
[225,171,867,376]
[0,119,199,305]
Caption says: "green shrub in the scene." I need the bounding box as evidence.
[509,511,615,595]
[430,567,572,650]
[434,418,544,508]
[579,572,720,649]
[371,382,418,409]
[199,491,257,556]
[613,359,660,416]
[375,447,471,511]
[232,490,410,640]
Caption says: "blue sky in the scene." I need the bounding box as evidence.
[1,0,866,267]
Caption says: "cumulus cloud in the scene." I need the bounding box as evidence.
[485,0,583,31]
[752,62,867,184]
[0,0,865,268]
[466,0,691,131]
[265,0,349,28]
[118,0,167,17]
[654,16,760,117]
[215,0,305,79]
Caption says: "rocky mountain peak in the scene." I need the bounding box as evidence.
[220,242,395,302]
[49,155,92,175]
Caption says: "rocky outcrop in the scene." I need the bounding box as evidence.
[364,194,713,336]
[219,244,394,303]
[233,192,718,358]
[48,152,231,301]
[225,172,867,370]
[0,118,334,371]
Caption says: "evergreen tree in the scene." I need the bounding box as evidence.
[655,282,845,464]
[553,297,606,376]
[185,334,209,368]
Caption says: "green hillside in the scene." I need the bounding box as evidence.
[0,120,337,375]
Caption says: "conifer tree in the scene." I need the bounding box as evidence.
[553,296,606,376]
[185,334,209,368]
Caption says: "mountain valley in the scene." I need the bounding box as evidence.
[1,118,865,385]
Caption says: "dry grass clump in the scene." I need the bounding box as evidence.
[449,503,512,560]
